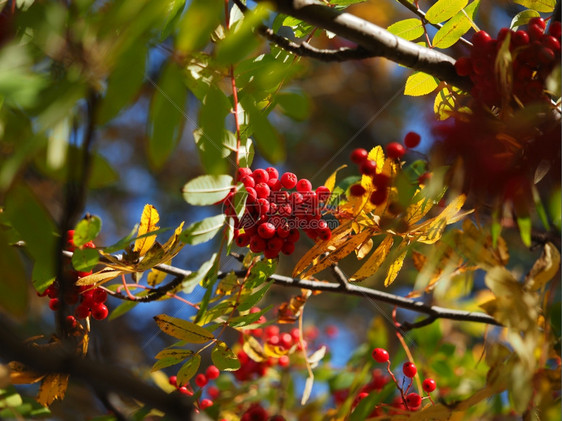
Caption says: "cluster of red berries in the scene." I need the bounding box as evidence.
[240,404,285,421]
[348,132,422,205]
[224,167,333,259]
[455,19,561,107]
[370,347,437,412]
[38,230,109,320]
[169,365,220,411]
[333,368,390,406]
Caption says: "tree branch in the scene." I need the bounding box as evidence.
[0,316,193,421]
[254,0,472,90]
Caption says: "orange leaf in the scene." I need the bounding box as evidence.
[384,242,408,287]
[350,236,394,282]
[8,361,45,384]
[134,204,160,256]
[37,373,69,406]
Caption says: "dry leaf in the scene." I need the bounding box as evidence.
[525,242,560,291]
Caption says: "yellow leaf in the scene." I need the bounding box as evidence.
[404,195,435,225]
[384,243,408,287]
[300,229,373,279]
[154,314,214,343]
[161,221,185,257]
[8,361,45,384]
[356,238,373,260]
[134,204,160,256]
[413,194,467,244]
[456,220,509,269]
[264,342,289,358]
[324,164,347,192]
[243,335,267,362]
[350,236,394,282]
[147,260,171,287]
[75,268,125,286]
[37,373,69,406]
[525,242,560,291]
[404,71,439,96]
[136,242,166,272]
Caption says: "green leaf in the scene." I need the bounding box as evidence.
[0,231,28,317]
[433,0,480,49]
[510,9,541,29]
[514,0,556,13]
[148,60,187,169]
[425,0,468,24]
[240,95,285,163]
[182,253,217,293]
[3,184,57,293]
[387,18,424,41]
[180,215,226,246]
[177,0,222,53]
[151,349,194,372]
[238,137,255,168]
[73,215,102,247]
[182,174,233,206]
[516,216,532,247]
[176,354,201,386]
[154,314,215,343]
[211,341,241,371]
[98,42,148,124]
[109,300,138,320]
[404,71,439,96]
[237,282,272,312]
[71,248,99,273]
[229,305,271,328]
[349,391,379,421]
[276,91,311,120]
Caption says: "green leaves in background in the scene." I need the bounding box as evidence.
[432,1,480,49]
[211,341,241,371]
[0,386,50,419]
[148,60,187,169]
[276,91,311,121]
[182,175,233,205]
[425,0,468,24]
[181,253,217,293]
[387,18,424,41]
[177,0,222,53]
[0,231,28,317]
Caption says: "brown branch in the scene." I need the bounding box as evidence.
[0,315,193,420]
[254,0,472,90]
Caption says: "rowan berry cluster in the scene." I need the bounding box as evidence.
[169,365,220,411]
[224,167,333,259]
[363,347,437,414]
[455,19,561,107]
[39,230,109,320]
[348,132,423,204]
[240,403,286,421]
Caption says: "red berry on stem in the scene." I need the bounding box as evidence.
[280,172,298,189]
[93,288,107,303]
[75,304,90,319]
[386,142,406,159]
[369,189,387,206]
[266,167,279,180]
[208,385,220,400]
[454,57,472,76]
[237,167,252,181]
[316,185,331,201]
[372,348,389,363]
[91,303,109,320]
[422,378,436,393]
[267,237,284,251]
[403,361,417,378]
[241,175,256,189]
[169,375,177,386]
[255,182,271,199]
[529,17,546,31]
[258,222,276,239]
[253,169,269,184]
[206,365,220,380]
[195,373,208,388]
[49,298,60,311]
[350,148,368,164]
[296,178,312,192]
[471,31,492,49]
[65,315,78,329]
[404,131,421,148]
[360,159,377,176]
[406,392,422,410]
[549,20,561,38]
[349,184,366,197]
[179,386,193,396]
[281,241,295,255]
[250,235,266,253]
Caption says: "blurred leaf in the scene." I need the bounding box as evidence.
[152,349,194,372]
[324,165,347,193]
[73,215,102,247]
[176,354,201,386]
[425,0,468,24]
[4,184,57,293]
[525,242,560,291]
[0,231,27,317]
[350,236,393,282]
[433,0,480,49]
[148,61,187,169]
[516,216,532,247]
[182,175,233,206]
[71,248,99,273]
[99,43,148,124]
[180,215,226,246]
[181,253,217,293]
[46,117,70,170]
[349,391,378,421]
[514,0,556,12]
[37,373,68,407]
[276,91,311,120]
[211,341,241,371]
[154,314,214,343]
[238,137,255,168]
[510,9,541,29]
[109,300,138,320]
[177,0,222,52]
[383,243,407,287]
[134,205,160,256]
[404,71,439,96]
[237,282,272,312]
[387,18,424,41]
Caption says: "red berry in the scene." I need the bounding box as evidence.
[236,233,251,247]
[325,325,338,338]
[529,17,546,31]
[258,222,276,239]
[349,184,366,197]
[65,315,78,329]
[266,167,279,180]
[455,57,472,76]
[296,178,312,192]
[169,375,177,386]
[267,237,284,251]
[287,229,300,242]
[403,131,421,148]
[422,378,436,393]
[471,31,492,49]
[317,227,332,241]
[208,385,220,400]
[91,303,109,320]
[369,189,387,206]
[195,373,208,388]
[250,235,266,253]
[237,167,252,181]
[255,182,271,199]
[373,173,390,189]
[206,365,220,380]
[528,23,544,41]
[75,304,90,319]
[241,175,256,189]
[278,355,290,367]
[405,392,422,410]
[280,332,293,349]
[179,386,193,396]
[245,187,257,202]
[316,185,331,202]
[253,169,269,184]
[263,248,279,259]
[257,198,270,215]
[513,30,530,47]
[548,21,561,39]
[372,348,389,363]
[93,288,107,303]
[386,142,406,159]
[360,159,377,176]
[402,361,417,378]
[46,284,58,299]
[418,172,432,185]
[49,298,60,311]
[541,35,560,53]
[267,178,281,190]
[350,148,368,164]
[280,172,298,189]
[281,241,295,255]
